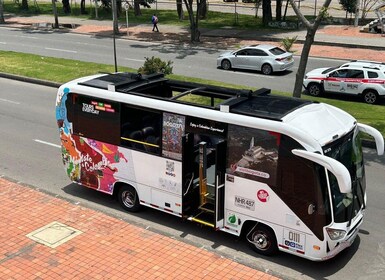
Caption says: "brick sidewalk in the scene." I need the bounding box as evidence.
[0,178,279,280]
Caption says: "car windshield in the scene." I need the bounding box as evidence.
[321,66,340,74]
[323,128,365,223]
[269,47,286,55]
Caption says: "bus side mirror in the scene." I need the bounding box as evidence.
[292,149,352,194]
[358,123,384,156]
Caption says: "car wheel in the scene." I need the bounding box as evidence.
[221,59,231,70]
[247,224,278,256]
[307,83,323,96]
[261,64,273,75]
[118,185,140,212]
[363,90,378,104]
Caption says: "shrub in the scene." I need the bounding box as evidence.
[281,36,298,53]
[138,56,173,75]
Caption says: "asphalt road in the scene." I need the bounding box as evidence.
[1,78,385,280]
[0,27,345,93]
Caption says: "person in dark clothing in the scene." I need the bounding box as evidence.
[151,14,159,32]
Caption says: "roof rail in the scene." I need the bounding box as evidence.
[350,60,385,66]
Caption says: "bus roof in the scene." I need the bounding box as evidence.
[77,72,313,121]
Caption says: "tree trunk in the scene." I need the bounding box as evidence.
[293,29,315,98]
[134,0,141,16]
[80,0,86,14]
[262,0,272,26]
[0,0,5,24]
[112,0,119,34]
[276,0,282,21]
[177,0,184,20]
[199,0,207,19]
[184,0,201,43]
[289,0,332,98]
[62,0,71,14]
[51,0,59,29]
[21,0,28,10]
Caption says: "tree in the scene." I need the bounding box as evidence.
[339,0,357,19]
[183,0,202,42]
[0,0,5,24]
[21,0,28,10]
[52,0,59,29]
[62,0,71,14]
[289,0,332,98]
[361,0,380,19]
[276,0,282,21]
[177,0,184,20]
[262,0,272,26]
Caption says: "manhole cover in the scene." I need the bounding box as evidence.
[26,221,82,248]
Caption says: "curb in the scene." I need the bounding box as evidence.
[0,72,61,88]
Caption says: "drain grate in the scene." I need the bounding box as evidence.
[26,221,82,248]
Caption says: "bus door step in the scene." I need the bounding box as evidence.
[198,202,214,213]
[188,211,214,228]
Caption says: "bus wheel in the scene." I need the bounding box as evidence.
[118,185,140,212]
[247,224,278,256]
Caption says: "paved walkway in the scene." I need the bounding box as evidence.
[0,177,279,280]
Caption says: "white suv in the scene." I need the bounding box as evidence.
[303,60,385,104]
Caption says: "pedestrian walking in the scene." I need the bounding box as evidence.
[152,14,159,32]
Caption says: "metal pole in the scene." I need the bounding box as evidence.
[112,0,118,72]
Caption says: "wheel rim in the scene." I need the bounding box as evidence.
[262,65,272,75]
[364,92,376,104]
[222,60,230,70]
[309,85,320,96]
[252,231,270,251]
[122,190,136,208]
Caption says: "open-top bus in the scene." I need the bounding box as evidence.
[56,72,384,261]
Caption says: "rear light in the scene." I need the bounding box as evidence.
[275,57,285,61]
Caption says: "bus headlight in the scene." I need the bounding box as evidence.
[326,228,346,240]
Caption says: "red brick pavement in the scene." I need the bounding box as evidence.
[0,178,279,280]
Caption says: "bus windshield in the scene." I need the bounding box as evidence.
[323,128,365,223]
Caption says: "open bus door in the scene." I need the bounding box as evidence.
[182,135,226,229]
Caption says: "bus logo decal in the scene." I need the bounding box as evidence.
[283,229,305,251]
[234,195,255,211]
[257,189,269,202]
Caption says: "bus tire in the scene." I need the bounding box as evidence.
[248,224,278,256]
[118,185,140,212]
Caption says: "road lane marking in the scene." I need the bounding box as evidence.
[34,139,61,149]
[0,98,20,104]
[16,35,39,40]
[123,58,145,62]
[44,47,77,53]
[0,42,6,44]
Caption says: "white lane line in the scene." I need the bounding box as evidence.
[0,42,6,44]
[44,47,77,53]
[16,35,39,40]
[123,58,145,62]
[0,98,20,104]
[34,139,61,149]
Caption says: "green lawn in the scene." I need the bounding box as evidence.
[1,50,384,138]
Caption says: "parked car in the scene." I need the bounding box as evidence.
[216,44,294,75]
[303,60,385,104]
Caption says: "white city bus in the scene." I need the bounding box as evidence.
[56,72,384,261]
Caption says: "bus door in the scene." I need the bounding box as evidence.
[184,136,226,229]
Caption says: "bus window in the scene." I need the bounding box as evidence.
[121,105,161,154]
[72,94,120,145]
[226,125,279,187]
